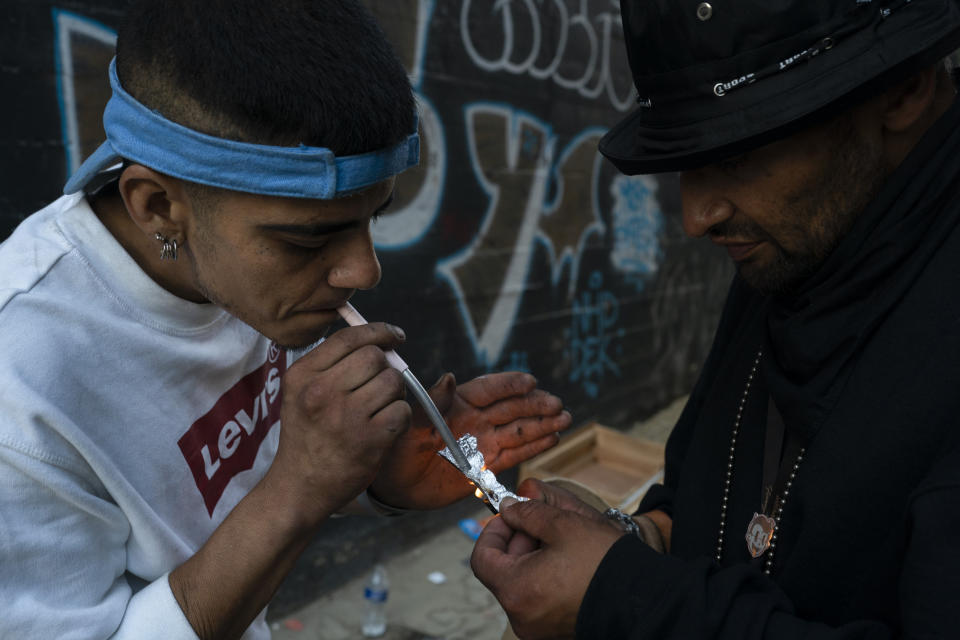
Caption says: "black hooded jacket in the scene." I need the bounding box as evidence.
[576,97,960,639]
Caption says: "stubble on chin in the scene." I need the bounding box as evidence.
[272,327,333,352]
[740,126,886,296]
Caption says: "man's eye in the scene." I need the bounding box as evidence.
[283,238,328,252]
[717,155,746,172]
[715,151,756,175]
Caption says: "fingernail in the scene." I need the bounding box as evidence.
[390,325,406,340]
[499,497,518,510]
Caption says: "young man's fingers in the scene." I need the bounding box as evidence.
[298,323,405,372]
[492,411,572,448]
[485,433,561,472]
[479,390,565,426]
[369,398,413,438]
[296,346,395,413]
[335,344,397,391]
[352,367,407,418]
[456,372,537,408]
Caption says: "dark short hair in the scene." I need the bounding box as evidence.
[115,0,415,156]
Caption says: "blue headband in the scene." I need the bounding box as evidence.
[63,58,420,199]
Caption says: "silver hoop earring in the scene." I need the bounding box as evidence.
[155,233,179,261]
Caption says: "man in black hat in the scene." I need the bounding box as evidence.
[472,0,960,637]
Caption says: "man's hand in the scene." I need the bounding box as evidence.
[171,323,411,639]
[369,372,572,510]
[491,477,622,558]
[263,322,412,522]
[470,486,625,640]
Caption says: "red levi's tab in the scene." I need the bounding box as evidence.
[178,344,287,516]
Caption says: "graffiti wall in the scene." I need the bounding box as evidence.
[1,0,732,429]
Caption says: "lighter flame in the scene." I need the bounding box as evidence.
[474,488,484,499]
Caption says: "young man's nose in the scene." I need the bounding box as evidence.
[328,231,382,291]
[680,169,736,238]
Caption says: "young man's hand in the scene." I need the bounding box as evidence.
[265,322,412,523]
[368,372,572,510]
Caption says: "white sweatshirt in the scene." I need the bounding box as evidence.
[0,193,286,639]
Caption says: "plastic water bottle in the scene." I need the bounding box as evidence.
[361,563,388,637]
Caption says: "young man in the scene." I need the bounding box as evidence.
[472,1,960,637]
[0,1,571,638]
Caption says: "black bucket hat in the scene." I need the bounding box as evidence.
[600,0,960,174]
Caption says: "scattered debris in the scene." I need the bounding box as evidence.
[458,518,483,540]
[282,618,304,631]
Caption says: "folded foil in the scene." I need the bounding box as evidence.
[438,433,527,512]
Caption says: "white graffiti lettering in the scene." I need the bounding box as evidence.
[53,10,116,174]
[437,105,554,365]
[371,97,446,249]
[460,0,634,111]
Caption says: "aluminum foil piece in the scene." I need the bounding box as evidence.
[438,433,528,512]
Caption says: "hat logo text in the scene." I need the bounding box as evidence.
[713,73,755,97]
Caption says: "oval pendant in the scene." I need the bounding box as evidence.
[745,512,776,558]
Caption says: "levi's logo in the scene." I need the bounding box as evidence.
[178,344,287,516]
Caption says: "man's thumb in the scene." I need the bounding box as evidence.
[499,498,560,542]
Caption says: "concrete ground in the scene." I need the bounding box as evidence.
[270,507,506,640]
[268,397,687,640]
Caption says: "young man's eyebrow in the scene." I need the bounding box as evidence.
[259,220,360,236]
[259,191,395,237]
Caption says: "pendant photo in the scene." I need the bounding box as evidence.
[746,512,776,558]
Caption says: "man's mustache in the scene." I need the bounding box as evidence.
[708,219,767,241]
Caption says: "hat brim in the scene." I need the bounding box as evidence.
[600,6,960,174]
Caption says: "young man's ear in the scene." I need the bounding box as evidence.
[117,164,192,239]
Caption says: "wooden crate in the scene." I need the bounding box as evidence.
[518,422,665,513]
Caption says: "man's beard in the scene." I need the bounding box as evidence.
[729,120,887,296]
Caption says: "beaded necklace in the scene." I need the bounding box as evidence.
[714,350,806,575]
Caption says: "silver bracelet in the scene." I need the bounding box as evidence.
[604,507,644,539]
